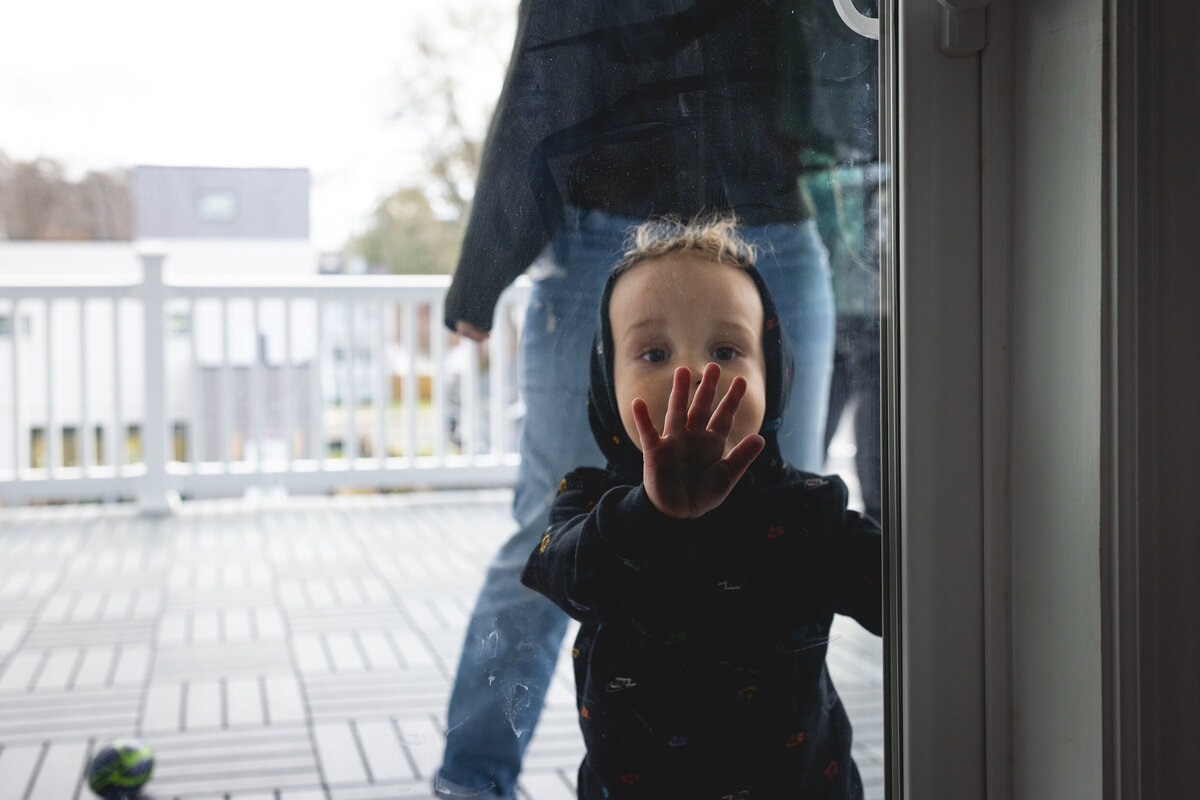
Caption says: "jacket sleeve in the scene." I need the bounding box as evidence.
[443,0,592,332]
[521,468,694,632]
[831,509,883,636]
[722,476,881,644]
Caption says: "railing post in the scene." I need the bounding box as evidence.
[138,253,178,515]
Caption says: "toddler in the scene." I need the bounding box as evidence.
[522,218,881,799]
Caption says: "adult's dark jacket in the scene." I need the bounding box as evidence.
[521,263,882,798]
[443,0,878,332]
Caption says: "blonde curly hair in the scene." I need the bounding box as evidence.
[613,215,757,276]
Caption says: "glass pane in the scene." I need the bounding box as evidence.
[437,2,888,799]
[0,1,889,797]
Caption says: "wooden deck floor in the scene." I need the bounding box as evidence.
[0,492,883,800]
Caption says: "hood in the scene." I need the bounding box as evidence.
[587,262,795,482]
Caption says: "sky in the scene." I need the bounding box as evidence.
[0,0,514,249]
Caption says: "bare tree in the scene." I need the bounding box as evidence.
[0,151,132,240]
[344,4,512,274]
[390,6,512,220]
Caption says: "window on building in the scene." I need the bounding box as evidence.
[30,427,45,469]
[173,421,189,462]
[0,313,30,336]
[169,312,192,336]
[195,188,238,223]
[62,426,78,468]
[126,424,142,464]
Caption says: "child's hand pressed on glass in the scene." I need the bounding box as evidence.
[632,362,766,519]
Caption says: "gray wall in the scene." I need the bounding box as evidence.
[134,165,309,239]
[1009,1,1105,797]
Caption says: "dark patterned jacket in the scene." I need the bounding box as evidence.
[521,263,882,799]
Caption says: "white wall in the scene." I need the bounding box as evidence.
[0,240,317,281]
[0,242,141,280]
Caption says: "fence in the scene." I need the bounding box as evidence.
[0,254,530,511]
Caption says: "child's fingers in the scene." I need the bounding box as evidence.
[707,376,747,439]
[723,433,766,483]
[664,366,691,434]
[631,397,661,449]
[686,362,721,431]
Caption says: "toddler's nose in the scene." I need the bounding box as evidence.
[685,360,709,383]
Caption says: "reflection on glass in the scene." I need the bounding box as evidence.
[0,2,884,797]
[437,2,884,799]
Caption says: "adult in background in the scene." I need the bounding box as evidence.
[434,2,874,797]
[799,0,882,520]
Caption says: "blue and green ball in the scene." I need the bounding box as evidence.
[86,738,154,799]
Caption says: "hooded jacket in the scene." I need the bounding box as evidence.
[521,263,882,799]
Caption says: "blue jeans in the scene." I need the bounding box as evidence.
[434,209,833,798]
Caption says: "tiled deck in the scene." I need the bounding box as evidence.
[0,492,883,800]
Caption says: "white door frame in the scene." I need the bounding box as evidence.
[890,1,1200,798]
[885,0,993,796]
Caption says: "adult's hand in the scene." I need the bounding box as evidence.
[455,321,491,342]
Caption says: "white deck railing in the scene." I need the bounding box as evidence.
[0,254,530,511]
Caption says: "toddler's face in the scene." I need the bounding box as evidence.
[609,252,766,453]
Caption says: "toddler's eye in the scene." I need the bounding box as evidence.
[639,348,669,363]
[712,345,739,361]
